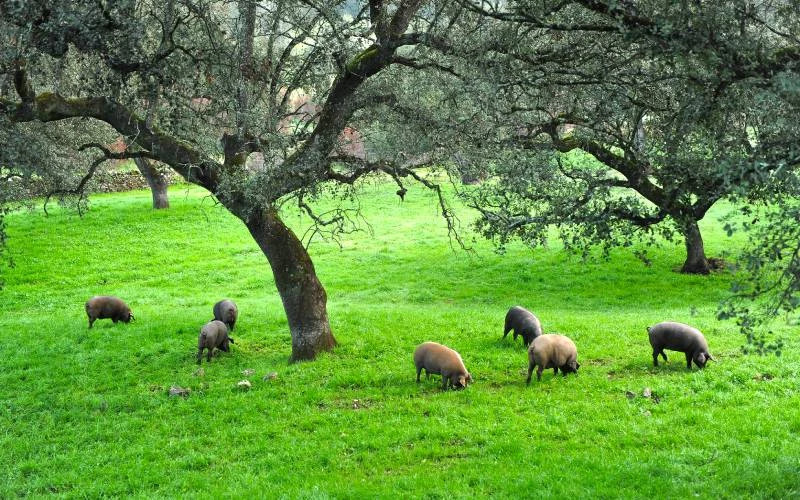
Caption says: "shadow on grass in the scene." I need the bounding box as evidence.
[480,336,529,351]
[613,359,704,377]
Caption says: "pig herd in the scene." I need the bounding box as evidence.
[85,295,238,364]
[414,304,715,390]
[84,297,714,390]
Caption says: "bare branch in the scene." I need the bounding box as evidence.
[327,154,470,251]
[392,56,461,77]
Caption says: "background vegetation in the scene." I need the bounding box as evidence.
[1,185,797,497]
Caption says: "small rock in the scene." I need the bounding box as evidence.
[242,369,255,377]
[642,387,652,398]
[193,368,205,377]
[237,380,252,390]
[263,371,278,381]
[168,386,190,397]
[352,399,360,409]
[642,410,652,417]
[625,391,636,399]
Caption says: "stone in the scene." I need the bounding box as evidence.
[168,386,190,397]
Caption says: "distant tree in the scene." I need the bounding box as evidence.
[132,157,170,209]
[456,0,800,274]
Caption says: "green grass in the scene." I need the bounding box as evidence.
[1,183,798,498]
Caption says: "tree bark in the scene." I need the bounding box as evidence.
[133,157,170,209]
[243,207,336,362]
[681,220,710,274]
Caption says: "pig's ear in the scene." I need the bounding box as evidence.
[646,326,651,333]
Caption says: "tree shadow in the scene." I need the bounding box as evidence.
[613,358,701,377]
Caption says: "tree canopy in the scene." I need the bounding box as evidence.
[447,0,800,274]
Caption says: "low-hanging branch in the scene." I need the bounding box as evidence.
[42,143,157,216]
[327,154,470,250]
[3,87,222,193]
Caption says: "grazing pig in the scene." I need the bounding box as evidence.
[503,306,543,346]
[526,334,580,383]
[85,296,134,328]
[197,320,235,364]
[647,321,714,369]
[213,299,238,331]
[413,342,473,390]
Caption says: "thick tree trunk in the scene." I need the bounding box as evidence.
[134,157,170,209]
[681,220,711,274]
[244,207,336,362]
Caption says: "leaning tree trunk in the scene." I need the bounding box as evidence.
[133,157,170,209]
[244,207,336,362]
[681,220,711,274]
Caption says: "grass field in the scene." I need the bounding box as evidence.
[1,182,798,498]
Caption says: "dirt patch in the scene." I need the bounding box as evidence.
[708,257,733,272]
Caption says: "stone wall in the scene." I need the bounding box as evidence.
[89,169,182,193]
[6,169,182,201]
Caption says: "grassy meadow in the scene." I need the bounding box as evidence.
[1,182,798,498]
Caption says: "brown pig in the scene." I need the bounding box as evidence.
[197,320,234,364]
[85,296,134,328]
[413,342,473,390]
[526,334,580,383]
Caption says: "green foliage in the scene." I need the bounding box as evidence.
[467,150,675,259]
[1,186,798,496]
[719,199,800,354]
